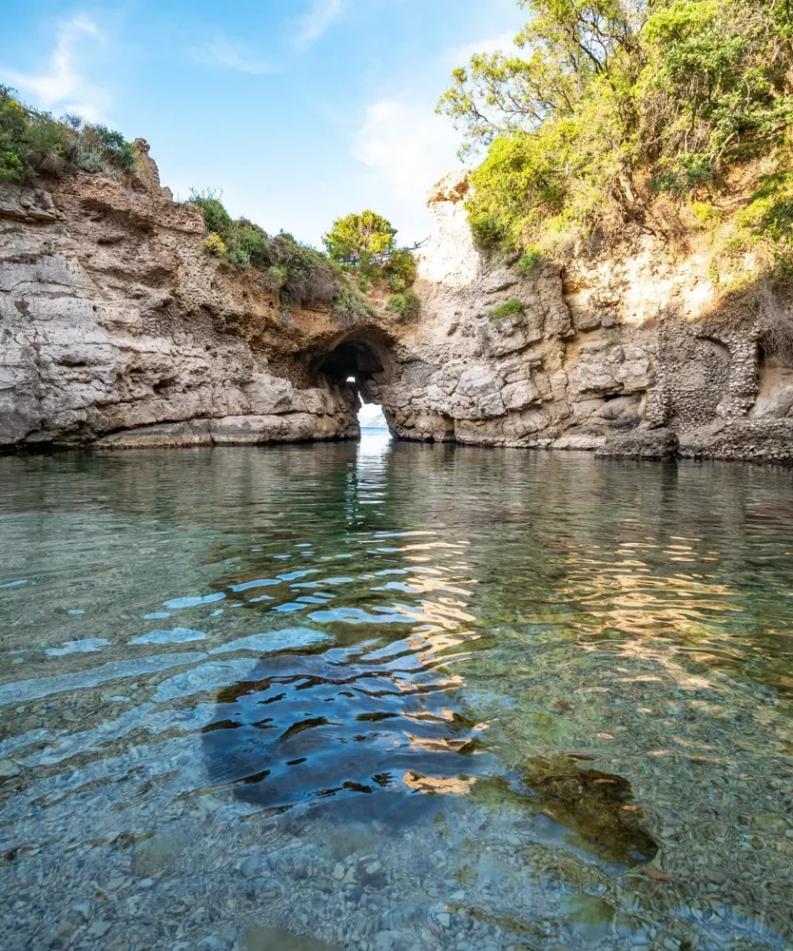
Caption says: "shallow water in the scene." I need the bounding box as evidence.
[1,431,792,950]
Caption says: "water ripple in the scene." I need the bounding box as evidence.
[0,439,792,949]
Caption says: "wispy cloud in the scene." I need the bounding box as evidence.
[352,97,462,240]
[291,0,344,52]
[445,30,518,67]
[4,15,108,122]
[191,37,273,75]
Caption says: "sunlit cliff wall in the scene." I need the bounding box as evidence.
[1,152,792,462]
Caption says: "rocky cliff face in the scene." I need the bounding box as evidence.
[0,144,357,450]
[2,153,792,462]
[369,174,793,463]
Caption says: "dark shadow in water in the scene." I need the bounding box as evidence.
[200,635,496,826]
[200,640,657,866]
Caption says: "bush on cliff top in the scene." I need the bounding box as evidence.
[190,194,419,317]
[323,209,420,306]
[187,190,368,312]
[0,86,135,183]
[387,289,420,321]
[438,1,793,256]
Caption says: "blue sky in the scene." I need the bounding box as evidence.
[1,1,524,247]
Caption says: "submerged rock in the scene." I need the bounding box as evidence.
[597,427,679,460]
[470,756,657,868]
[518,756,658,867]
[244,924,342,951]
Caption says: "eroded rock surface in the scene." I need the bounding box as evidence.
[0,163,356,449]
[367,172,793,462]
[2,158,792,461]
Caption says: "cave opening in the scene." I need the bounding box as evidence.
[311,331,394,438]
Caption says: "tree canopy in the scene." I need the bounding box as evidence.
[323,210,398,271]
[437,1,793,254]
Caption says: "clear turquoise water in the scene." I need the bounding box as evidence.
[0,431,792,949]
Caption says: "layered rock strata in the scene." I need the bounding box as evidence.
[0,146,356,450]
[1,152,792,462]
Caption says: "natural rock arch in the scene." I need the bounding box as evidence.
[306,327,399,433]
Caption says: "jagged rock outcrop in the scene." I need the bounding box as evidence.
[0,155,356,450]
[1,154,792,462]
[366,173,793,463]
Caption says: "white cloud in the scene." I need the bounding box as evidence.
[352,97,463,242]
[445,30,519,67]
[291,0,344,51]
[353,98,460,201]
[4,15,108,122]
[191,38,273,75]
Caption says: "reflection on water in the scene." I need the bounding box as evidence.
[0,433,792,949]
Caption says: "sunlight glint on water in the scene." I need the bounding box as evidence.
[0,432,792,949]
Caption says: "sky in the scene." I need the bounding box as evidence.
[1,1,524,247]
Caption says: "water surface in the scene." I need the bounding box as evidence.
[1,432,792,949]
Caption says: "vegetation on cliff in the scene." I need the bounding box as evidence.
[0,86,135,182]
[489,298,525,320]
[323,210,397,271]
[189,196,418,320]
[324,210,416,285]
[188,190,349,310]
[438,0,793,279]
[323,209,419,313]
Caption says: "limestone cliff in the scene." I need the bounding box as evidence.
[1,150,792,462]
[371,174,793,463]
[0,145,357,450]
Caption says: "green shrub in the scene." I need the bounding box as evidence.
[0,148,26,182]
[265,265,288,291]
[731,169,793,280]
[332,288,374,321]
[269,231,339,306]
[469,211,510,251]
[489,298,523,319]
[74,146,104,172]
[384,248,417,291]
[82,124,135,170]
[467,128,572,251]
[387,289,420,320]
[188,190,233,238]
[690,201,720,224]
[0,87,68,180]
[227,246,251,268]
[650,155,715,195]
[0,86,136,182]
[736,172,793,241]
[517,247,542,274]
[233,221,270,268]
